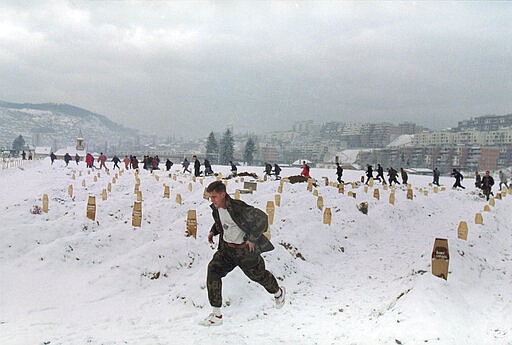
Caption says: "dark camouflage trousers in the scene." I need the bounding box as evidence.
[207,246,279,308]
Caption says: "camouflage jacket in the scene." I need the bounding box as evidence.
[210,196,274,253]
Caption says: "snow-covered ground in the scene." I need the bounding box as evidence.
[1,160,511,345]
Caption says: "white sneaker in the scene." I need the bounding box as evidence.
[275,286,286,309]
[198,313,223,326]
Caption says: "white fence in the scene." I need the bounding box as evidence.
[1,158,40,170]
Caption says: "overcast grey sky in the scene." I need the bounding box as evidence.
[1,1,511,138]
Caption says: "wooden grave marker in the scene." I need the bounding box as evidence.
[275,194,281,207]
[68,185,73,198]
[457,221,468,240]
[475,213,483,224]
[323,208,332,225]
[266,201,275,225]
[163,185,170,198]
[389,192,395,205]
[373,188,380,200]
[107,182,112,192]
[176,193,182,204]
[186,210,197,238]
[483,204,491,212]
[432,238,449,280]
[86,195,96,221]
[407,188,413,200]
[317,196,324,211]
[102,189,107,201]
[42,194,49,213]
[132,201,142,227]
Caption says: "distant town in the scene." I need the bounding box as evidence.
[2,101,512,173]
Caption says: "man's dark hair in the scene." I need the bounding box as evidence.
[207,180,226,193]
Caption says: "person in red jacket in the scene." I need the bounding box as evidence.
[301,161,310,178]
[85,153,94,169]
[123,155,130,170]
[98,152,107,170]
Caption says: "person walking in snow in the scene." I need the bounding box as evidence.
[433,168,441,186]
[75,153,80,165]
[451,169,465,189]
[204,159,213,176]
[193,155,201,177]
[498,170,509,190]
[400,167,408,185]
[98,152,107,170]
[50,152,56,165]
[200,181,285,326]
[64,153,71,166]
[336,162,344,184]
[182,158,191,173]
[481,170,494,201]
[475,171,482,189]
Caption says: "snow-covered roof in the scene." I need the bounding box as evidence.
[35,146,51,155]
[387,134,414,147]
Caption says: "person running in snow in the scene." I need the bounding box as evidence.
[336,162,344,184]
[273,163,281,180]
[230,161,237,175]
[433,168,441,186]
[124,155,130,170]
[112,155,120,170]
[85,153,94,168]
[451,169,465,189]
[481,170,494,201]
[375,164,385,184]
[301,161,310,178]
[365,165,373,185]
[400,167,408,185]
[200,181,285,326]
[132,156,139,169]
[264,162,272,177]
[98,152,107,170]
[165,158,173,171]
[498,170,509,190]
[387,167,400,185]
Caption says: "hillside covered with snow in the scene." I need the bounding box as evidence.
[0,160,511,345]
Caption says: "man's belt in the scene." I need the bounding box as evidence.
[226,242,247,249]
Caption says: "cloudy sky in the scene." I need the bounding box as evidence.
[1,1,511,138]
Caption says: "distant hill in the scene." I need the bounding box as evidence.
[0,100,137,152]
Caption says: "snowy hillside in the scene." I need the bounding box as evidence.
[0,161,511,345]
[0,101,136,150]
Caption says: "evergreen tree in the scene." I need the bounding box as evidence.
[205,132,219,163]
[12,135,25,151]
[244,137,256,165]
[219,129,234,165]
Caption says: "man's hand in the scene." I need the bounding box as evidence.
[208,231,214,244]
[246,240,255,252]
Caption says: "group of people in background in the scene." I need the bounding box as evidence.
[359,164,409,186]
